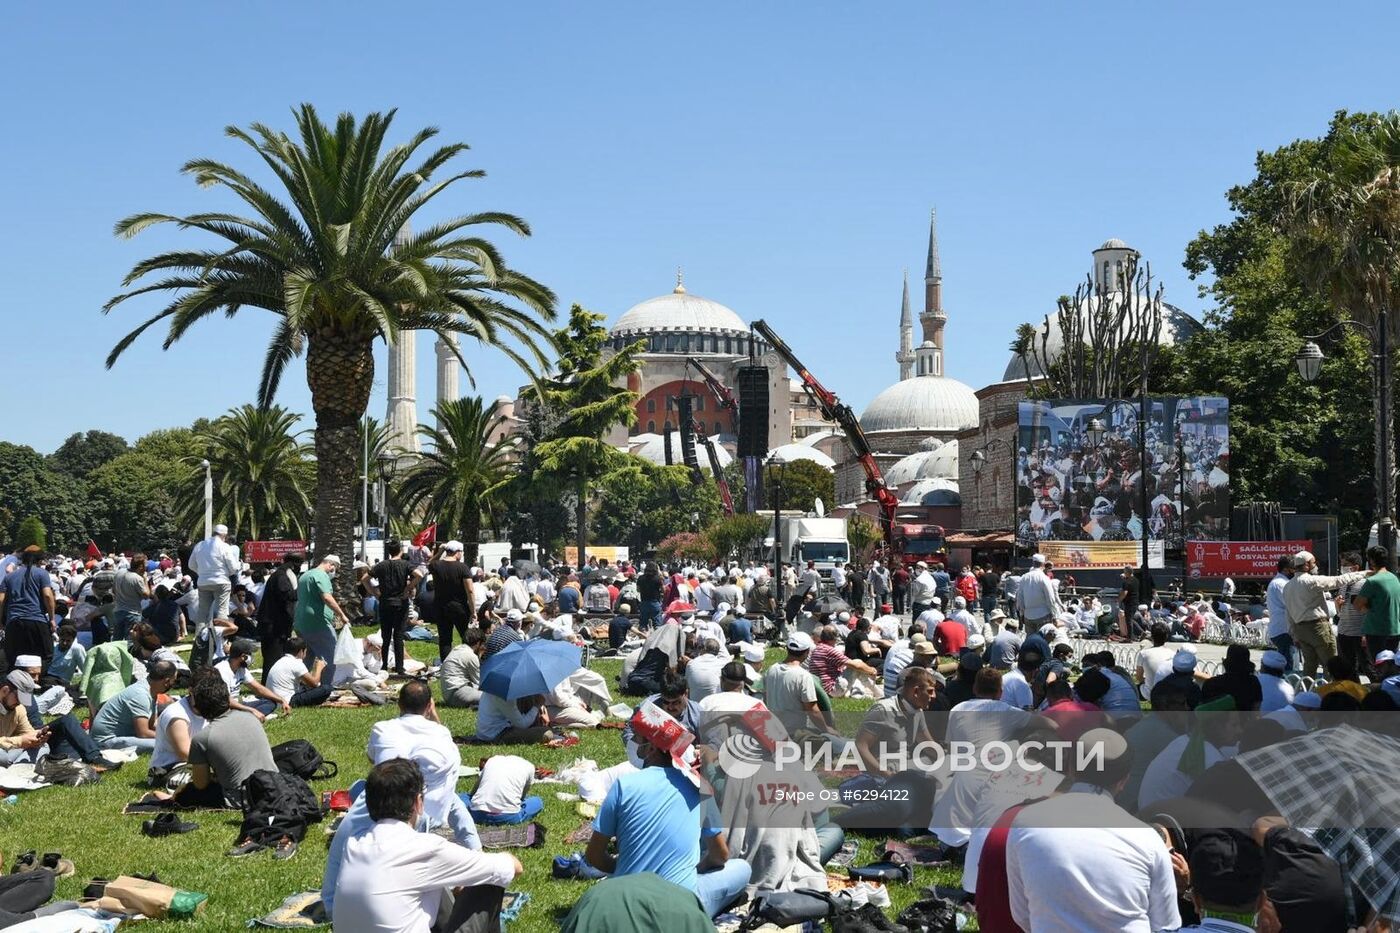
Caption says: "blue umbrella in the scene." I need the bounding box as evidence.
[479,639,582,701]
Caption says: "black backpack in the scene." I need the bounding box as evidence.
[271,739,338,781]
[238,768,323,846]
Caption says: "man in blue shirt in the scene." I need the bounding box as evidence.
[0,546,56,674]
[586,702,750,917]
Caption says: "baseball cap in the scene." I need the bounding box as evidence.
[721,661,755,685]
[958,650,984,672]
[505,608,524,623]
[6,670,35,706]
[1172,649,1197,673]
[1375,649,1396,665]
[786,631,815,653]
[443,540,464,553]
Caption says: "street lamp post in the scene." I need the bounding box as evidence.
[378,453,397,544]
[361,428,370,562]
[200,459,213,540]
[1296,311,1396,569]
[769,454,787,640]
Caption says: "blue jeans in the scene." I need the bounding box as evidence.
[1270,632,1295,673]
[639,600,662,629]
[695,859,753,917]
[111,609,142,643]
[300,626,338,684]
[460,793,543,824]
[98,734,156,753]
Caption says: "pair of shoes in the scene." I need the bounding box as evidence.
[832,903,908,933]
[227,839,264,858]
[273,837,298,861]
[142,812,198,837]
[11,851,74,879]
[348,684,387,706]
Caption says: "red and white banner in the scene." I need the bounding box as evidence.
[1186,540,1311,579]
[244,540,308,564]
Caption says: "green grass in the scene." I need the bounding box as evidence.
[1,635,964,930]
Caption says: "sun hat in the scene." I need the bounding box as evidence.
[913,642,937,657]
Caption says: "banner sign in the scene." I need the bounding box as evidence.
[245,540,308,564]
[1037,540,1165,570]
[1186,540,1310,579]
[564,545,630,567]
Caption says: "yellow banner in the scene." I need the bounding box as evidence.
[564,545,629,566]
[1037,540,1164,570]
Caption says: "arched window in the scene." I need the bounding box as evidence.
[646,398,656,413]
[714,421,723,435]
[647,420,656,433]
[1103,260,1111,289]
[696,396,705,412]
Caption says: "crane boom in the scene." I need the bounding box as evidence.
[685,357,739,423]
[750,319,903,543]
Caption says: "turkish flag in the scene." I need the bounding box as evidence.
[85,539,102,559]
[412,524,437,547]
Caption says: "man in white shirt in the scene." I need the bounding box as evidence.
[255,636,331,714]
[1135,623,1177,693]
[693,570,716,613]
[913,598,944,633]
[908,562,937,617]
[1006,729,1181,933]
[947,596,981,638]
[216,639,288,719]
[1014,555,1062,626]
[872,608,902,644]
[795,562,821,601]
[463,754,542,824]
[440,631,483,708]
[1265,558,1293,669]
[1283,550,1364,677]
[189,524,241,629]
[684,639,729,702]
[148,694,206,784]
[475,690,549,743]
[332,758,522,933]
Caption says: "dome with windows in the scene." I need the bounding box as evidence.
[859,376,979,437]
[609,278,764,356]
[885,440,960,486]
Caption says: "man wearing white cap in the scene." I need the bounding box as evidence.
[189,524,241,630]
[908,561,936,619]
[1282,550,1364,677]
[1256,650,1295,713]
[483,608,525,660]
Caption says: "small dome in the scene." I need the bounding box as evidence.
[611,289,747,339]
[1096,238,1131,251]
[859,376,979,435]
[799,429,842,448]
[768,444,835,470]
[901,477,961,507]
[1004,293,1202,382]
[628,432,733,468]
[886,450,935,486]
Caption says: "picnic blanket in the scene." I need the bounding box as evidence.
[1237,723,1400,921]
[0,763,49,791]
[246,891,326,928]
[565,820,595,845]
[478,822,547,849]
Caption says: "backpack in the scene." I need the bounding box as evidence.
[237,768,323,846]
[271,739,337,781]
[742,890,836,930]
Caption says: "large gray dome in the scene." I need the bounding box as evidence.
[860,376,978,436]
[611,285,747,339]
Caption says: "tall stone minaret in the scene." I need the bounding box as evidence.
[434,333,460,433]
[896,270,914,381]
[921,208,947,377]
[384,224,420,453]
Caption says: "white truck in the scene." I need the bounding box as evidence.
[767,515,850,582]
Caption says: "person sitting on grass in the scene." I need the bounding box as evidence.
[3,670,111,769]
[587,702,751,918]
[148,688,206,787]
[254,636,331,715]
[148,668,277,811]
[88,659,178,753]
[331,758,523,933]
[215,638,289,720]
[439,627,484,708]
[45,623,86,688]
[622,671,701,767]
[461,754,543,824]
[324,680,481,916]
[474,688,550,744]
[79,636,141,716]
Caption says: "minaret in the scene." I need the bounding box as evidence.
[921,208,947,377]
[434,333,460,433]
[384,224,420,453]
[896,270,915,380]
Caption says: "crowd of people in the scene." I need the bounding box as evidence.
[1,528,1398,932]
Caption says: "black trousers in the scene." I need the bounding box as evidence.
[260,625,292,685]
[379,598,410,673]
[438,602,471,661]
[4,618,50,674]
[0,870,56,926]
[436,883,504,933]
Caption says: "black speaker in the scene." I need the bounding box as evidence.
[737,366,769,459]
[676,395,701,476]
[663,429,674,466]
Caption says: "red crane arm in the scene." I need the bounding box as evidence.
[751,320,899,541]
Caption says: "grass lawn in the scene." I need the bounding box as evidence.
[1,632,964,931]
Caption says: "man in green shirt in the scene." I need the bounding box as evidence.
[294,555,350,680]
[1354,545,1400,658]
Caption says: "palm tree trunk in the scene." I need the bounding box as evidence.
[464,511,481,566]
[575,473,587,569]
[307,332,375,610]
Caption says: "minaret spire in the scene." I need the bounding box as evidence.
[925,208,941,283]
[920,209,947,377]
[896,269,914,380]
[385,222,421,454]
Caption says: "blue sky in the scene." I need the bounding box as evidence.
[4,1,1397,452]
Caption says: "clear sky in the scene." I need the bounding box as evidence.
[4,1,1397,452]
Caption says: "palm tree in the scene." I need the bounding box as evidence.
[178,404,314,539]
[104,105,556,602]
[396,397,516,563]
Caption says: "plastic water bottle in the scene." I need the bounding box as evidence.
[1,795,17,806]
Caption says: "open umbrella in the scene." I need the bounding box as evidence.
[513,558,543,576]
[480,639,582,701]
[811,594,850,615]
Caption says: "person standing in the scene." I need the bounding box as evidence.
[293,555,350,678]
[110,552,150,642]
[190,524,241,631]
[1265,557,1294,670]
[979,566,1001,620]
[867,561,890,611]
[0,546,56,675]
[1115,565,1140,640]
[256,551,301,682]
[428,542,473,662]
[1283,550,1364,678]
[1015,555,1062,629]
[908,561,936,618]
[369,541,413,676]
[891,563,910,615]
[1333,551,1371,678]
[1355,544,1400,659]
[637,564,664,629]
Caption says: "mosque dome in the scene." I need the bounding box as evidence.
[860,376,979,436]
[885,440,960,486]
[628,431,734,468]
[767,444,836,470]
[611,278,748,340]
[900,477,961,507]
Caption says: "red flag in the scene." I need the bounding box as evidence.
[412,523,437,547]
[86,539,102,559]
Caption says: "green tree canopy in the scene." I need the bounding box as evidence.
[0,441,91,552]
[49,430,129,478]
[764,459,835,515]
[14,516,46,551]
[591,459,722,554]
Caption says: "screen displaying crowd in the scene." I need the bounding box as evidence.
[1015,397,1229,548]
